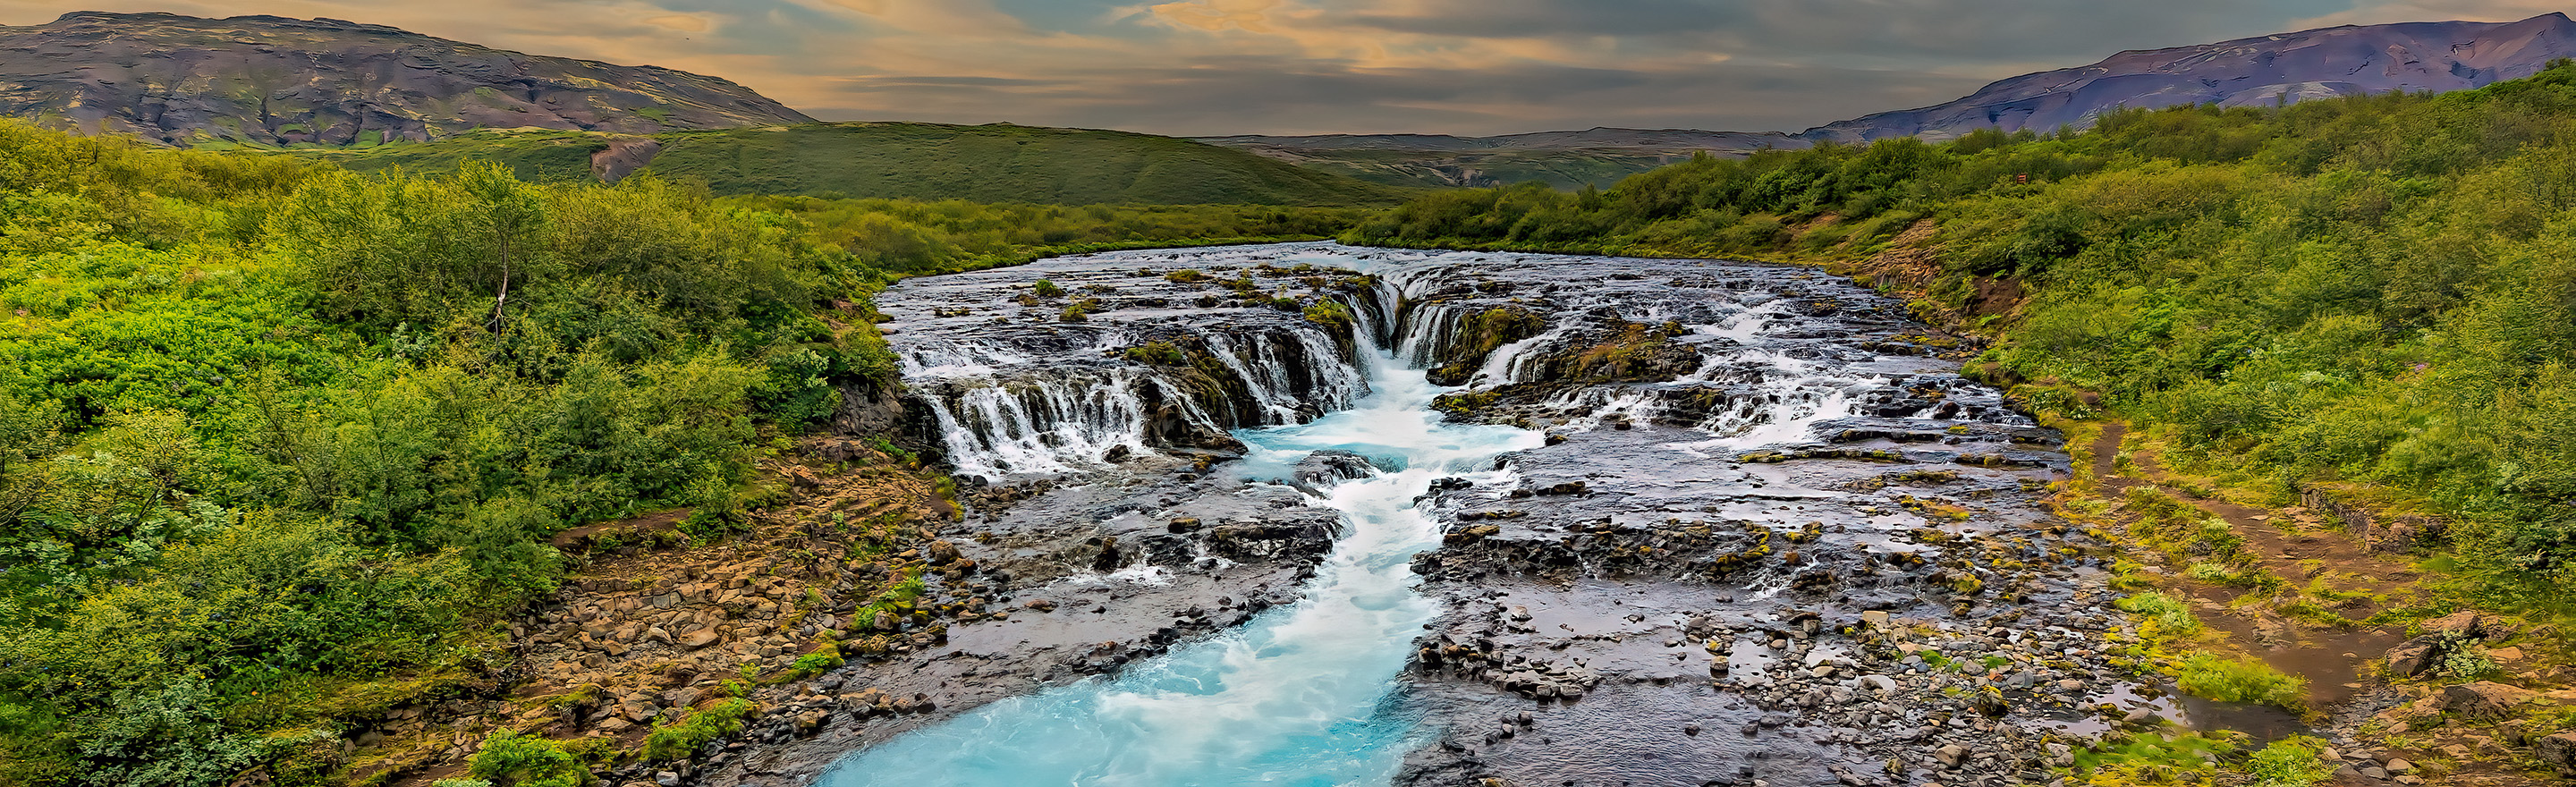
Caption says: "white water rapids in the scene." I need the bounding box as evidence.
[819,334,1542,786]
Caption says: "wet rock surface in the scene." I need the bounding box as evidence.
[1360,250,2131,786]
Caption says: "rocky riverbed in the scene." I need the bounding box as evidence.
[682,242,2190,787]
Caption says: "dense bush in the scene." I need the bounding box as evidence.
[468,732,591,787]
[2175,654,2307,708]
[640,698,756,761]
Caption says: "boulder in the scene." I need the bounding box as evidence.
[2424,610,2487,639]
[681,630,721,650]
[794,709,830,735]
[2439,681,2536,722]
[927,540,963,565]
[2385,637,2440,678]
[663,687,704,709]
[2533,732,2576,775]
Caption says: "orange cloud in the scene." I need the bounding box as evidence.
[1151,0,1280,32]
[2296,0,2568,26]
[640,13,710,32]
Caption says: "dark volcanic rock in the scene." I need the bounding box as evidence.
[0,11,813,148]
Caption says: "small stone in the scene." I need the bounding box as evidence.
[2384,758,2415,774]
[2536,732,2576,774]
[656,772,681,787]
[2438,682,2534,722]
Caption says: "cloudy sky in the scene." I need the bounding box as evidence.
[1,0,2567,135]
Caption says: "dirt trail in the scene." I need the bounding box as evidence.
[2086,423,2414,709]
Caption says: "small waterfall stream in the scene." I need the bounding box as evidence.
[821,334,1542,786]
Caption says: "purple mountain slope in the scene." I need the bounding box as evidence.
[1804,13,2576,142]
[0,12,813,148]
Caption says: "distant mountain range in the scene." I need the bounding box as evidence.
[10,10,2576,195]
[1201,13,2576,188]
[1807,12,2576,142]
[0,11,810,147]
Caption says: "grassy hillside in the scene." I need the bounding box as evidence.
[1252,148,1704,190]
[650,123,1405,206]
[303,123,1411,207]
[297,128,613,182]
[0,118,1364,787]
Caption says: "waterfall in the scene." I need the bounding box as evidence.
[1395,302,1468,367]
[1199,330,1365,427]
[1199,334,1299,425]
[1692,382,1861,444]
[1288,326,1369,411]
[1470,324,1568,388]
[907,322,1373,480]
[918,368,1185,479]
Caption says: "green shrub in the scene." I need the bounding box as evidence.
[2245,736,2337,787]
[2174,653,2304,708]
[2070,731,2242,783]
[2114,591,2203,635]
[1301,300,1353,330]
[2430,631,2500,679]
[469,731,590,787]
[641,698,757,761]
[1123,342,1190,366]
[778,642,844,682]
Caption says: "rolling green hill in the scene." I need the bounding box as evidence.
[301,123,1411,207]
[1258,147,1707,190]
